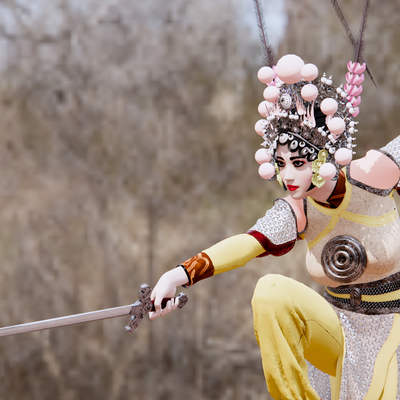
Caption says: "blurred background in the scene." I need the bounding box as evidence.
[0,0,399,399]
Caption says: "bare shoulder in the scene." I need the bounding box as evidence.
[349,150,400,190]
[283,195,307,232]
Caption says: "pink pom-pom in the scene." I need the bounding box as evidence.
[263,86,280,103]
[301,63,318,81]
[301,84,318,101]
[257,66,276,84]
[258,163,275,179]
[275,54,305,84]
[258,101,268,117]
[255,120,266,136]
[319,163,337,180]
[335,148,353,165]
[328,117,345,135]
[255,149,272,164]
[320,98,338,115]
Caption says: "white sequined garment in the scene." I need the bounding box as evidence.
[249,198,298,245]
[307,307,399,399]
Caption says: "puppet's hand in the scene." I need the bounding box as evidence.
[149,267,188,320]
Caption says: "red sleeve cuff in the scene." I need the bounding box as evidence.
[246,230,296,258]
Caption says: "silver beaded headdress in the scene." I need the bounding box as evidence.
[253,0,373,186]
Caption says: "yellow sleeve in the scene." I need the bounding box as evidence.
[204,233,265,275]
[180,234,265,286]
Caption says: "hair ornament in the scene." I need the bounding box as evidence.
[258,162,275,180]
[301,64,319,81]
[253,0,376,183]
[301,84,318,102]
[257,66,276,84]
[255,52,358,182]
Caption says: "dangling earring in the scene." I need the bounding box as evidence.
[311,149,328,188]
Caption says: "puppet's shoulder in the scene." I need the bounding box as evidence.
[348,149,400,191]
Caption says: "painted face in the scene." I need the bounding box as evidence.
[276,145,313,200]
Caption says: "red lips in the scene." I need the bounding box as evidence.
[287,185,299,191]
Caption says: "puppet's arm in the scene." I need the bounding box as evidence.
[179,198,299,286]
[150,199,299,318]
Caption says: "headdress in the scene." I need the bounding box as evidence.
[253,0,373,187]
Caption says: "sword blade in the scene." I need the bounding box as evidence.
[0,304,132,337]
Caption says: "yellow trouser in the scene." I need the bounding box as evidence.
[252,274,344,400]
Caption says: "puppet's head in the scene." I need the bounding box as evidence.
[253,0,372,188]
[254,54,365,188]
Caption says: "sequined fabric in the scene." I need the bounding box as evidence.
[248,198,298,245]
[380,135,400,169]
[307,307,397,399]
[337,308,394,398]
[307,360,332,400]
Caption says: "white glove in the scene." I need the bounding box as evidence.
[149,266,189,320]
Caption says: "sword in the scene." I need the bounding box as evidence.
[0,284,188,338]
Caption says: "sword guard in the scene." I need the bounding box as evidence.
[124,284,188,333]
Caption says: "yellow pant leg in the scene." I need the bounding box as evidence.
[252,274,344,400]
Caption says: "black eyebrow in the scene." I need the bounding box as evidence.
[290,156,306,160]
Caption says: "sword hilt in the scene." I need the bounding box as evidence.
[124,284,188,333]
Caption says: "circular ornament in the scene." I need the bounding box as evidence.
[321,235,367,283]
[301,84,318,101]
[320,98,338,115]
[275,54,305,84]
[263,86,280,103]
[300,147,309,156]
[257,66,275,84]
[319,163,336,180]
[258,101,268,117]
[309,153,318,161]
[255,149,272,164]
[279,133,289,143]
[258,163,275,179]
[328,117,345,135]
[335,148,353,165]
[301,63,318,81]
[255,119,267,136]
[279,93,292,109]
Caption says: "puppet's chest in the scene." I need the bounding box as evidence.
[304,184,400,287]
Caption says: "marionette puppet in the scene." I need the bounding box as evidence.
[9,4,397,399]
[150,0,400,399]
